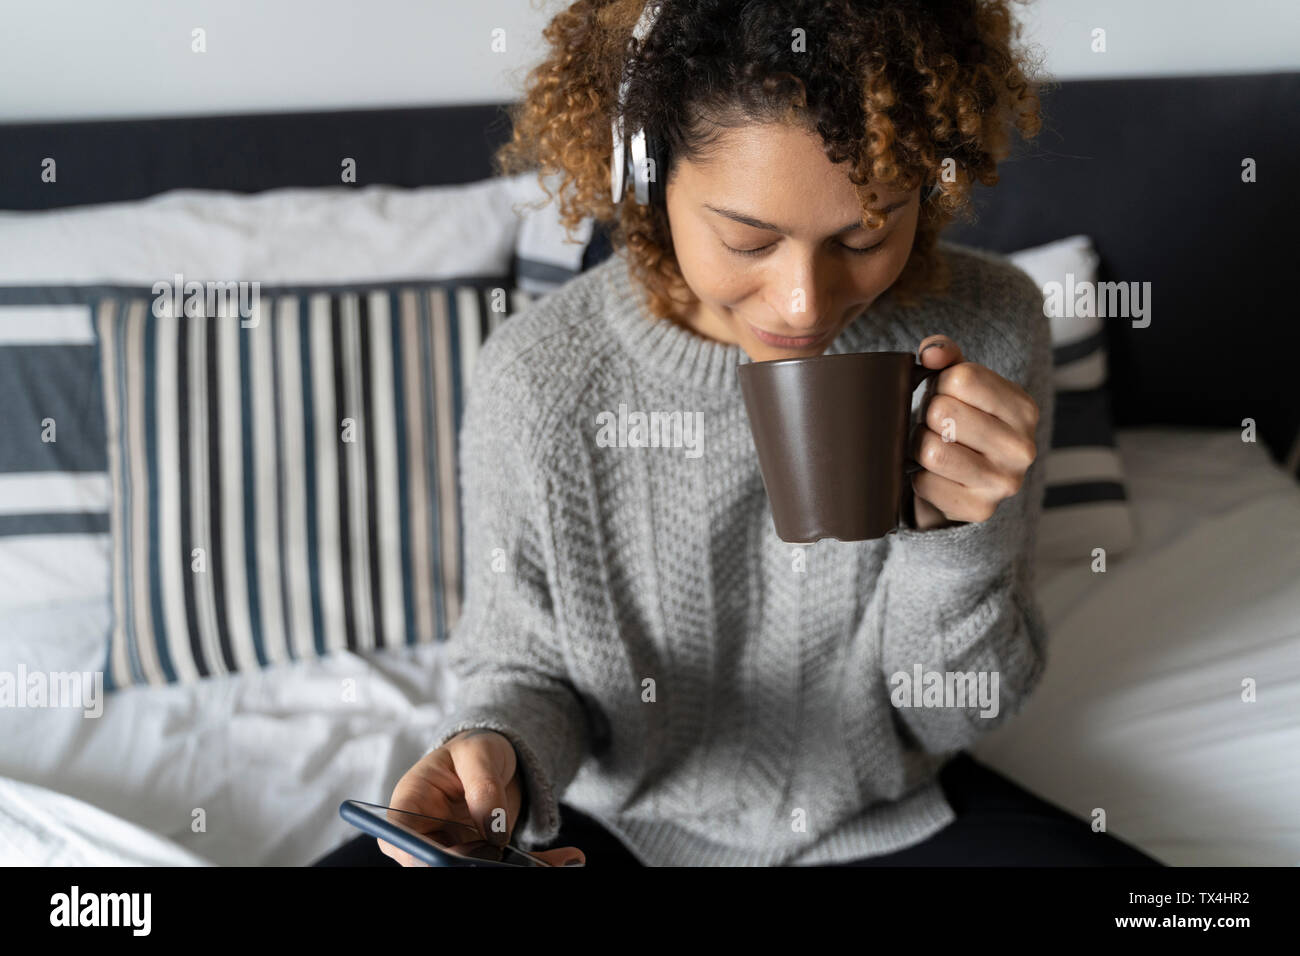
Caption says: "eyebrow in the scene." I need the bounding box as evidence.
[703,197,910,236]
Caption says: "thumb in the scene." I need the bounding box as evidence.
[528,846,587,867]
[917,334,963,369]
[449,739,515,846]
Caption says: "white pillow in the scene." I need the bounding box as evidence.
[0,176,533,285]
[1007,234,1136,564]
[509,170,595,295]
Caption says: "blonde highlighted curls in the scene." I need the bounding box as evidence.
[495,0,1048,324]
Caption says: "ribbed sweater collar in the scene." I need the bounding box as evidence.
[600,255,750,395]
[598,253,900,396]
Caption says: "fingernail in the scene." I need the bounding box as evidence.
[565,858,585,866]
[921,342,945,354]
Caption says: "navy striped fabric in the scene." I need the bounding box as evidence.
[95,281,536,689]
[0,302,110,610]
[1007,236,1136,561]
[1044,389,1129,507]
[1038,303,1136,561]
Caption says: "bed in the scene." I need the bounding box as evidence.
[1,73,1297,866]
[2,425,1296,866]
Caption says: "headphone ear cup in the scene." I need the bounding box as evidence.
[610,127,626,203]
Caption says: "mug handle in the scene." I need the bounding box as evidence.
[898,362,943,530]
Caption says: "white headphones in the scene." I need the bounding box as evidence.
[610,1,665,206]
[610,1,945,208]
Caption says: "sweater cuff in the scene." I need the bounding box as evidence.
[890,494,1020,577]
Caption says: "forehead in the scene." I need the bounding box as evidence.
[675,121,912,213]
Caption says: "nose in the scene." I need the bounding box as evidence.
[769,256,832,335]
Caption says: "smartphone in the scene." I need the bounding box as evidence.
[339,800,553,867]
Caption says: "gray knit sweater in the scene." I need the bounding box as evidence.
[428,239,1054,866]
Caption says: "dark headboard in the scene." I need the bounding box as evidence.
[2,73,1297,462]
[943,72,1300,467]
[0,103,516,206]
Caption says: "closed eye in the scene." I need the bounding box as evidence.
[723,236,889,259]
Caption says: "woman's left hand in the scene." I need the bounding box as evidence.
[907,334,1041,530]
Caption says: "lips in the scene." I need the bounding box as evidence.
[747,321,831,348]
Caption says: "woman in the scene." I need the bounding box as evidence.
[317,0,1161,867]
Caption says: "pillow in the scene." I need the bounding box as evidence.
[0,303,110,612]
[0,178,530,286]
[1006,234,1136,562]
[0,177,539,680]
[508,171,595,296]
[93,280,538,689]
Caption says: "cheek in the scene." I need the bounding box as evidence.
[674,230,751,304]
[882,221,918,276]
[841,241,911,302]
[860,248,908,290]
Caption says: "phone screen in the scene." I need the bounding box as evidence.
[344,800,550,867]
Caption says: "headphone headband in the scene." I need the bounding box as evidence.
[611,2,665,205]
[611,2,946,208]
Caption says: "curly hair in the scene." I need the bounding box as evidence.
[495,0,1047,323]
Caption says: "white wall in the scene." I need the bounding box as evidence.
[1,0,1297,122]
[1015,0,1300,80]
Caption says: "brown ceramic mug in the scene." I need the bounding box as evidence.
[737,351,941,543]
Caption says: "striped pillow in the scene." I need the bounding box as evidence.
[1007,235,1136,562]
[0,301,111,611]
[509,169,595,296]
[95,281,536,689]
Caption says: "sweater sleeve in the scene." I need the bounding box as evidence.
[424,335,589,849]
[875,260,1055,757]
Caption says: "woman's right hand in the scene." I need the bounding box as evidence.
[379,728,585,867]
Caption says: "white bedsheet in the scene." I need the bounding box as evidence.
[974,427,1300,866]
[0,776,210,866]
[1,427,1297,865]
[0,609,459,865]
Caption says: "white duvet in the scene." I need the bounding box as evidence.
[1,427,1297,866]
[973,427,1300,866]
[0,609,459,865]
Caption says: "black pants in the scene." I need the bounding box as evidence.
[312,752,1163,866]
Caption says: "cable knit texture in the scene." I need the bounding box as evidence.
[427,239,1055,866]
